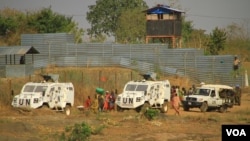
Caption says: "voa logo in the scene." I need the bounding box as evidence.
[226,129,246,136]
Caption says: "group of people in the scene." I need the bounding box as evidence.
[170,84,198,115]
[100,90,116,112]
[83,83,242,116]
[84,90,116,113]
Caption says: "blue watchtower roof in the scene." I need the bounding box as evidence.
[143,4,184,14]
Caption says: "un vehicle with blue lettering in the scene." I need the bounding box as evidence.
[115,73,171,113]
[11,74,74,115]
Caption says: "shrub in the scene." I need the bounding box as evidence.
[60,122,92,141]
[144,108,160,120]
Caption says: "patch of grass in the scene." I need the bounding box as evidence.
[84,110,91,117]
[61,122,92,141]
[183,114,220,123]
[0,118,12,123]
[91,125,106,135]
[144,108,160,121]
[234,109,250,123]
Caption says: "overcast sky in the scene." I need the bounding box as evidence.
[1,0,250,35]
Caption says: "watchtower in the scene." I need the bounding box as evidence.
[144,5,184,48]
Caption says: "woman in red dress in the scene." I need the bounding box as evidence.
[103,91,110,111]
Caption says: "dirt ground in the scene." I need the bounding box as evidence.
[0,90,250,141]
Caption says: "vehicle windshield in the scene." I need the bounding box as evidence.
[194,88,211,96]
[125,84,148,91]
[34,86,48,92]
[23,85,48,93]
[23,85,36,92]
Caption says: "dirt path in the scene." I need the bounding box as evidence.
[0,93,249,141]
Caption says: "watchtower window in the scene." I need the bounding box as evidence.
[158,14,163,20]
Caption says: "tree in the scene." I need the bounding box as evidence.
[0,7,84,45]
[86,0,148,41]
[115,8,146,43]
[206,27,227,55]
[221,23,250,61]
[69,25,84,44]
[0,8,29,45]
[27,7,77,33]
[89,34,107,43]
[0,15,18,36]
[190,29,209,49]
[181,19,193,47]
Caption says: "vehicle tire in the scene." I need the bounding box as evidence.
[200,102,208,112]
[141,103,150,114]
[219,105,227,113]
[42,103,49,109]
[117,106,124,112]
[160,102,168,113]
[183,105,190,111]
[65,105,71,116]
[135,106,142,113]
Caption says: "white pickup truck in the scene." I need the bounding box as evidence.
[182,84,235,113]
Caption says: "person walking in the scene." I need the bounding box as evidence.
[103,91,110,111]
[171,92,181,116]
[98,94,104,112]
[109,90,116,111]
[234,85,242,106]
[91,95,99,113]
[84,96,92,110]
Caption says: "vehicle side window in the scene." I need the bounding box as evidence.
[219,89,227,98]
[211,90,215,97]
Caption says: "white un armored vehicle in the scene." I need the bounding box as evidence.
[11,74,74,115]
[182,84,234,113]
[115,73,171,113]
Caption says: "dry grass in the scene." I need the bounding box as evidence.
[1,65,248,109]
[0,69,249,141]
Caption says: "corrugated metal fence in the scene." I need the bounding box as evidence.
[5,33,243,86]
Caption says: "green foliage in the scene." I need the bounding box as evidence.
[0,16,18,36]
[89,34,107,43]
[27,7,76,33]
[69,26,85,44]
[181,18,193,46]
[115,8,146,43]
[144,108,160,120]
[86,0,148,40]
[0,7,83,45]
[190,29,209,49]
[0,8,28,45]
[61,122,92,141]
[206,27,227,55]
